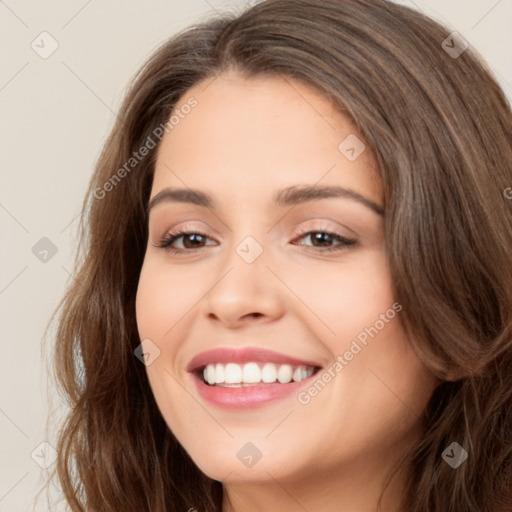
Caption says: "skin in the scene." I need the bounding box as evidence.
[135,71,440,512]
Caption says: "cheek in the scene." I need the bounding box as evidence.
[135,259,195,427]
[135,257,199,340]
[286,251,436,432]
[288,249,396,343]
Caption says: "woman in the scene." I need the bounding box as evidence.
[50,0,512,510]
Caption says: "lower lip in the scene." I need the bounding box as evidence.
[191,372,318,409]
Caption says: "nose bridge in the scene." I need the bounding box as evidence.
[202,227,284,325]
[219,207,271,275]
[216,231,268,296]
[234,233,266,266]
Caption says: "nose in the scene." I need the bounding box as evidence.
[202,237,286,329]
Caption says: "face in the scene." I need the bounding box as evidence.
[135,71,438,486]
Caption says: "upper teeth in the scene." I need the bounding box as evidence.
[202,362,315,386]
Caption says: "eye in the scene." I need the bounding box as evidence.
[292,230,356,252]
[154,230,216,253]
[154,228,356,255]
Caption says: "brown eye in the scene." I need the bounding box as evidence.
[155,230,216,253]
[294,231,356,252]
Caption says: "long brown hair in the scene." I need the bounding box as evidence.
[46,0,512,510]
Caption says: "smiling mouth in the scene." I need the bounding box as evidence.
[198,361,320,387]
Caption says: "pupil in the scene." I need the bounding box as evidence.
[184,234,204,248]
[313,233,331,246]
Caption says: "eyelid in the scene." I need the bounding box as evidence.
[151,220,218,240]
[290,218,358,238]
[154,219,353,242]
[154,222,357,255]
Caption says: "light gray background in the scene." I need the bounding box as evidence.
[1,0,510,510]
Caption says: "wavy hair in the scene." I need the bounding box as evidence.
[47,0,512,510]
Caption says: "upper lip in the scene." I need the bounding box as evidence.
[186,347,322,373]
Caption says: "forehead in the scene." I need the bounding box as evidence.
[151,72,382,205]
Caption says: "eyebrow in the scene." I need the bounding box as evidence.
[147,185,384,216]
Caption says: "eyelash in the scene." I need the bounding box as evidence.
[154,228,356,255]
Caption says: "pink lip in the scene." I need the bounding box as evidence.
[186,346,321,372]
[186,347,322,409]
[190,374,318,409]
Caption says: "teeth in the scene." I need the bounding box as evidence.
[242,362,261,383]
[201,362,316,386]
[225,363,242,384]
[208,365,216,385]
[261,362,277,383]
[214,363,224,384]
[277,364,293,384]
